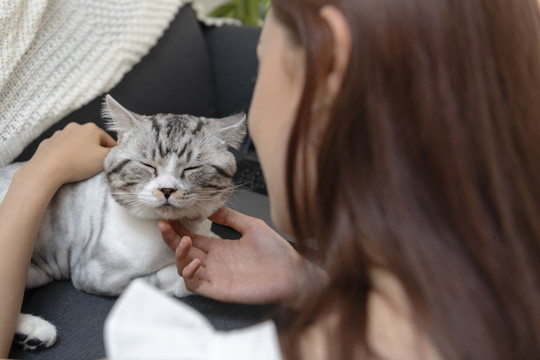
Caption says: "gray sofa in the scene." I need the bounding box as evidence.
[9,5,277,359]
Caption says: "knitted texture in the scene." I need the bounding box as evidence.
[0,0,185,166]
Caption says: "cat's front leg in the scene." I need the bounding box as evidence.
[137,264,191,298]
[26,263,54,289]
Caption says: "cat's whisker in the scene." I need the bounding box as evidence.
[192,200,229,209]
[193,199,231,213]
[182,194,226,202]
[223,196,240,209]
[229,182,253,190]
[190,200,217,210]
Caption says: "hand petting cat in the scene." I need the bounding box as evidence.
[160,206,327,309]
[24,122,116,188]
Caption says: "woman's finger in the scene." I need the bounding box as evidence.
[174,236,191,262]
[161,221,214,254]
[182,258,202,279]
[208,207,258,234]
[159,221,183,250]
[175,236,208,264]
[98,129,117,148]
[166,220,196,239]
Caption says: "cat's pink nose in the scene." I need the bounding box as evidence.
[159,188,176,199]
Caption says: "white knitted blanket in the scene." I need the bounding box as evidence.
[0,0,186,166]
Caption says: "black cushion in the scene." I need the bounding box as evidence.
[203,24,260,118]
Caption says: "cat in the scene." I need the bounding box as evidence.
[1,95,246,350]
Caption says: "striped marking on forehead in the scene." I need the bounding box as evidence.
[148,115,206,135]
[192,119,204,135]
[148,116,183,159]
[175,139,198,163]
[147,116,210,162]
[149,114,191,135]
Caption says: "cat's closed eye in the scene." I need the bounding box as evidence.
[141,162,157,175]
[182,165,202,177]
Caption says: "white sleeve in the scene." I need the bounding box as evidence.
[104,279,282,360]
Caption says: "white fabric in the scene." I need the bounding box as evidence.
[105,279,282,360]
[0,0,185,166]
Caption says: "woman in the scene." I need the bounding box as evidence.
[2,0,540,359]
[160,0,540,359]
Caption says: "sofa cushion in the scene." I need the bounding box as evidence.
[203,24,261,119]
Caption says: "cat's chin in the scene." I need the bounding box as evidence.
[123,202,216,222]
[154,205,184,220]
[123,205,181,220]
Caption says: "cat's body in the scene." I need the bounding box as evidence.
[5,95,246,350]
[1,166,188,297]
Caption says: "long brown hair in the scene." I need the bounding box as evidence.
[272,0,540,359]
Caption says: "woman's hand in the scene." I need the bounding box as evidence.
[160,207,324,308]
[22,122,116,189]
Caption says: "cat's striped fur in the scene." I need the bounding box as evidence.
[3,95,246,350]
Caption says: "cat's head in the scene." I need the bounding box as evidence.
[102,95,246,220]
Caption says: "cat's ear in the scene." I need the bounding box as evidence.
[212,113,247,150]
[102,95,142,141]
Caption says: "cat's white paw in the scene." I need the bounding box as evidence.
[172,282,193,298]
[15,314,57,351]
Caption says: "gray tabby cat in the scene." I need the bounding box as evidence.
[1,95,246,350]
